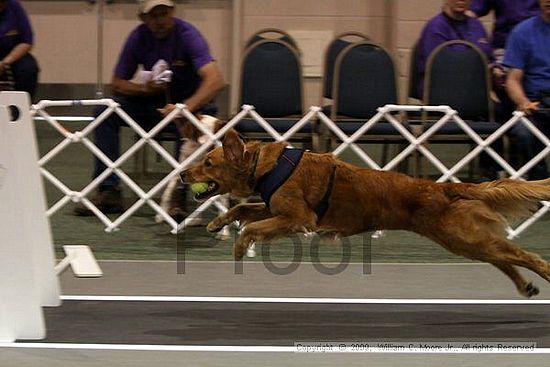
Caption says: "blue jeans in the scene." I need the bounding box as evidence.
[93,95,172,187]
[507,110,550,180]
[93,95,217,187]
[2,53,39,99]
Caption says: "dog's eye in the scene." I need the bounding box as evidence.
[204,159,212,168]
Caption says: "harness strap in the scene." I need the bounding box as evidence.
[254,148,304,209]
[246,149,261,189]
[314,165,336,222]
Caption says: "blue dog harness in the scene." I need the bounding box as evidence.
[254,148,304,207]
[253,148,335,222]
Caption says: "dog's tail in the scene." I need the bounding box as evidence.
[445,178,550,221]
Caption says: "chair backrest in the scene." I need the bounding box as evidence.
[332,41,397,119]
[244,28,299,52]
[424,40,494,121]
[408,40,421,100]
[239,39,303,117]
[322,31,369,100]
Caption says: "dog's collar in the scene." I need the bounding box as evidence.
[254,148,304,209]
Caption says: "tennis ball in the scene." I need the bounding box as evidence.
[191,182,209,194]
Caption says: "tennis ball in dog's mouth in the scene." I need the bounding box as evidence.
[191,182,209,194]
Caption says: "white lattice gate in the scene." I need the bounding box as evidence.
[32,100,549,239]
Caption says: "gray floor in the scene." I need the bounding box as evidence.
[60,261,550,299]
[2,262,550,366]
[1,349,549,367]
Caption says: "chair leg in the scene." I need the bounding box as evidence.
[312,133,321,153]
[142,145,149,177]
[420,143,429,179]
[468,143,475,180]
[155,141,164,163]
[381,144,389,167]
[412,149,421,177]
[394,143,409,174]
[133,134,146,181]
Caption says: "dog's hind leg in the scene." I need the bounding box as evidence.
[436,230,550,296]
[423,201,550,296]
[432,230,549,296]
[483,239,550,284]
[207,203,272,233]
[492,263,539,298]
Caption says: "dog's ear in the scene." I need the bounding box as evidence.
[213,120,227,134]
[223,129,245,164]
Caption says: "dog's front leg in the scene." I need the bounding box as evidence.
[207,203,273,233]
[232,215,315,260]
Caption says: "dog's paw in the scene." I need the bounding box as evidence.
[207,218,226,233]
[524,282,540,298]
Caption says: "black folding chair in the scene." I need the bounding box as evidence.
[321,31,370,104]
[422,40,504,178]
[244,28,299,52]
[236,39,314,147]
[329,41,412,168]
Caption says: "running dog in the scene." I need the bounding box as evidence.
[158,115,230,239]
[182,130,550,297]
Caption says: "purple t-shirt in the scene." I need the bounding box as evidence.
[115,17,214,101]
[470,0,539,49]
[415,12,494,98]
[0,0,34,58]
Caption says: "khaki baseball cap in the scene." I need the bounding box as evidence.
[138,0,174,14]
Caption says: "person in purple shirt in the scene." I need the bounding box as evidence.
[415,0,494,99]
[469,0,539,52]
[0,0,39,98]
[415,0,505,179]
[468,0,539,123]
[74,0,224,216]
[503,0,550,180]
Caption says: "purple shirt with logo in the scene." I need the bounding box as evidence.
[0,0,34,58]
[115,17,214,102]
[415,12,493,98]
[470,0,539,49]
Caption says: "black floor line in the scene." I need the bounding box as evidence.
[21,300,550,347]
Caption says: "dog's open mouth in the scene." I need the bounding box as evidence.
[193,181,220,201]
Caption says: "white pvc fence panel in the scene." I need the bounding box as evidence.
[31,100,549,239]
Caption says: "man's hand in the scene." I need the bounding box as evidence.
[142,80,166,96]
[158,103,177,117]
[519,101,540,115]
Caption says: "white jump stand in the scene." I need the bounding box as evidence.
[0,92,101,342]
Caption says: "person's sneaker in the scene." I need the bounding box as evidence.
[73,186,124,216]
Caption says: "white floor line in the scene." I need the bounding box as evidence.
[1,343,550,354]
[60,295,550,304]
[93,259,479,265]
